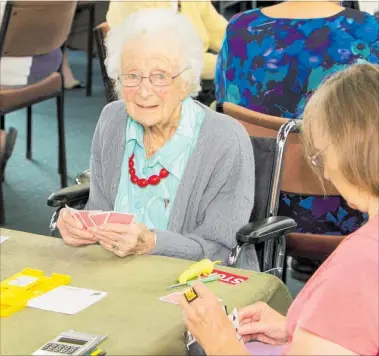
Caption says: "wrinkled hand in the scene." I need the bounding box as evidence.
[238,301,288,345]
[90,223,155,257]
[57,208,97,247]
[180,282,248,356]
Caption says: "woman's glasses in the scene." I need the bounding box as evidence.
[119,68,188,88]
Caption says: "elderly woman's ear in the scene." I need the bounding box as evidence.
[179,81,191,101]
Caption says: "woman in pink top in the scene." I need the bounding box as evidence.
[179,63,379,355]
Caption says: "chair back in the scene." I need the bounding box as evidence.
[221,102,338,196]
[0,1,76,57]
[219,102,344,261]
[249,137,276,222]
[94,22,117,103]
[221,102,286,137]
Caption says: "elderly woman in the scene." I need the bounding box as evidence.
[180,64,379,355]
[56,9,257,266]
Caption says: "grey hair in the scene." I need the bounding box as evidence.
[105,8,204,98]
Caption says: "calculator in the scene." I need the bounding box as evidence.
[32,330,106,355]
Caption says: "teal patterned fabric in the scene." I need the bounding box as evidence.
[216,8,379,118]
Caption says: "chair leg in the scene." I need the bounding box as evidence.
[1,114,5,130]
[57,92,67,188]
[26,106,32,159]
[0,173,5,224]
[86,4,95,97]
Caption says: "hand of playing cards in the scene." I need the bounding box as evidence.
[65,205,135,230]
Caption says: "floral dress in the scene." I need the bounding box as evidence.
[216,8,379,234]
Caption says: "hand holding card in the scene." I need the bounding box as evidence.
[179,281,241,353]
[57,207,97,247]
[64,206,135,230]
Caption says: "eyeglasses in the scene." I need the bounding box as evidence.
[118,68,188,88]
[308,144,330,168]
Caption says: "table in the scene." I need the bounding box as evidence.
[0,229,292,355]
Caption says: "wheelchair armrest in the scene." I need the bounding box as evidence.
[215,102,224,113]
[47,182,90,208]
[237,216,297,245]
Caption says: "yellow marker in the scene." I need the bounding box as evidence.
[178,259,221,284]
[90,348,102,356]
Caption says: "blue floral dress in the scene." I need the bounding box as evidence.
[216,8,379,235]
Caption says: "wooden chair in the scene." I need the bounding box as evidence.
[93,22,117,103]
[218,102,344,272]
[75,1,95,97]
[0,1,76,224]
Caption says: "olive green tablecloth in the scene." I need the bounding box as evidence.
[0,229,292,355]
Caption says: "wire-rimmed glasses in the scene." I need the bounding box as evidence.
[118,68,188,87]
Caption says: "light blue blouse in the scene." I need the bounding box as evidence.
[114,97,205,229]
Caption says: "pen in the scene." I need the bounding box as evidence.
[168,274,220,290]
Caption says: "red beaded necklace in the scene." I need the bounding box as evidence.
[129,154,169,188]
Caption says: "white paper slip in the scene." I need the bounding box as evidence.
[0,236,9,244]
[27,286,107,315]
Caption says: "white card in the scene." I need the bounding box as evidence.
[0,236,9,244]
[228,308,242,341]
[27,286,107,315]
[8,276,37,287]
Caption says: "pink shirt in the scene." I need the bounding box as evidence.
[284,215,379,355]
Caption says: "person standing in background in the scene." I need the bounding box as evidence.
[106,0,227,82]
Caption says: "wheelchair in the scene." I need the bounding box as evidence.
[47,120,300,281]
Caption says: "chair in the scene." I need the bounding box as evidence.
[93,22,117,103]
[0,1,77,224]
[217,102,345,280]
[46,117,298,280]
[75,1,96,97]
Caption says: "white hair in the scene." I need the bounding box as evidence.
[105,8,204,97]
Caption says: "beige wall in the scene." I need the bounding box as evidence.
[359,1,379,15]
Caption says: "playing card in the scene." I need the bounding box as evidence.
[228,308,242,341]
[64,205,86,229]
[89,212,110,226]
[73,212,88,229]
[106,212,135,225]
[230,308,240,328]
[65,204,79,219]
[79,211,97,228]
[159,292,183,305]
